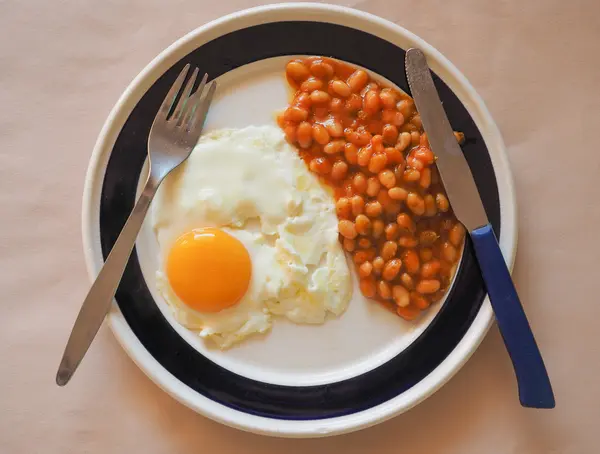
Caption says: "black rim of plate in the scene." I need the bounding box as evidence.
[99,21,500,420]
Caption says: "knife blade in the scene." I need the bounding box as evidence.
[405,48,554,409]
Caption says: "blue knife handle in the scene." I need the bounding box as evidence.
[471,224,555,408]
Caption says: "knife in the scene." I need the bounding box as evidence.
[405,48,554,408]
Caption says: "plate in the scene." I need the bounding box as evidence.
[82,3,516,437]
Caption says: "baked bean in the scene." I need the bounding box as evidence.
[382,124,399,145]
[442,241,458,262]
[359,261,373,278]
[385,223,399,240]
[400,122,417,133]
[347,70,369,92]
[398,235,418,248]
[402,250,420,275]
[378,169,396,189]
[368,152,388,173]
[377,280,392,300]
[371,135,384,153]
[355,127,372,146]
[353,249,371,265]
[353,173,367,194]
[295,92,311,108]
[396,99,415,119]
[396,213,415,232]
[357,146,374,167]
[421,260,441,278]
[345,93,362,112]
[365,201,383,218]
[338,220,357,239]
[297,121,313,148]
[417,279,441,294]
[388,187,408,201]
[331,80,351,98]
[309,156,331,174]
[363,90,381,114]
[449,223,466,247]
[419,248,433,262]
[366,177,381,197]
[324,139,345,154]
[310,89,330,105]
[414,147,435,165]
[424,194,437,217]
[372,256,385,275]
[410,131,420,147]
[310,60,334,79]
[420,133,430,148]
[454,131,465,144]
[381,109,405,126]
[436,193,450,212]
[419,168,431,188]
[284,106,309,122]
[396,131,412,152]
[358,237,371,249]
[336,197,351,219]
[383,259,402,281]
[343,237,355,252]
[404,168,421,182]
[410,114,422,129]
[324,119,344,138]
[379,88,397,109]
[396,305,420,320]
[400,273,414,290]
[355,214,371,235]
[329,97,344,113]
[351,195,365,216]
[284,124,296,143]
[301,77,324,92]
[407,155,425,171]
[381,241,398,260]
[312,124,330,145]
[286,61,310,82]
[384,147,403,164]
[411,292,430,309]
[344,142,359,165]
[360,276,377,298]
[406,192,425,215]
[376,189,393,209]
[372,219,385,239]
[419,230,439,246]
[331,161,348,181]
[392,285,410,307]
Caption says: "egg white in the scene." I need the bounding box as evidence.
[152,125,352,348]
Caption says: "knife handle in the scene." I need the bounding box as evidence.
[471,224,555,408]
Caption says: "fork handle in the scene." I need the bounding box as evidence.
[56,177,158,386]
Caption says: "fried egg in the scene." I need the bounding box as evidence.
[151,125,352,348]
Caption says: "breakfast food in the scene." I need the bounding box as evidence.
[152,126,352,348]
[278,57,466,320]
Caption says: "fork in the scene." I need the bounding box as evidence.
[56,65,217,386]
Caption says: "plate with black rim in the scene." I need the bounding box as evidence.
[82,3,517,437]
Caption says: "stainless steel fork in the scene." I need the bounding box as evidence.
[56,65,217,386]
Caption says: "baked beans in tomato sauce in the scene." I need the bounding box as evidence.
[277,57,466,320]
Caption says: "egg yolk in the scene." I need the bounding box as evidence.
[166,228,251,313]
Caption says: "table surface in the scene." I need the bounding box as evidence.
[1,0,598,452]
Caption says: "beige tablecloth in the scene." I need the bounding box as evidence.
[1,0,598,452]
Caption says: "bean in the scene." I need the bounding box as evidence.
[343,237,355,252]
[358,260,373,278]
[384,147,403,164]
[351,195,365,216]
[419,230,439,246]
[331,161,348,180]
[382,124,399,145]
[392,285,410,307]
[355,214,371,235]
[383,258,402,281]
[330,97,344,113]
[371,135,385,153]
[378,169,396,189]
[368,152,388,173]
[419,168,431,188]
[357,146,374,167]
[442,241,458,262]
[398,235,418,248]
[396,131,412,152]
[365,201,383,218]
[309,157,331,174]
[396,99,415,119]
[424,194,437,216]
[400,273,414,290]
[381,241,398,260]
[338,220,357,239]
[420,248,433,262]
[420,133,430,148]
[325,119,344,137]
[359,277,377,298]
[353,173,367,194]
[286,61,310,82]
[411,292,430,309]
[301,77,324,92]
[377,280,393,300]
[344,142,359,165]
[372,219,385,239]
[385,223,399,240]
[421,260,441,278]
[406,192,425,215]
[284,106,308,122]
[324,139,345,154]
[396,305,421,320]
[436,193,450,212]
[310,60,334,79]
[336,197,351,219]
[358,237,371,249]
[372,256,385,275]
[366,177,381,197]
[363,90,381,114]
[381,109,405,127]
[296,121,313,148]
[379,88,397,109]
[454,131,465,143]
[352,127,372,146]
[400,122,417,133]
[417,279,441,294]
[411,131,421,147]
[388,187,408,201]
[396,213,415,232]
[377,189,393,209]
[407,155,425,171]
[312,124,330,145]
[331,80,351,98]
[284,124,296,143]
[414,147,435,165]
[353,250,371,265]
[295,92,311,108]
[403,250,420,274]
[345,94,362,112]
[404,168,421,182]
[449,223,466,247]
[309,89,330,105]
[347,70,369,92]
[410,114,423,129]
